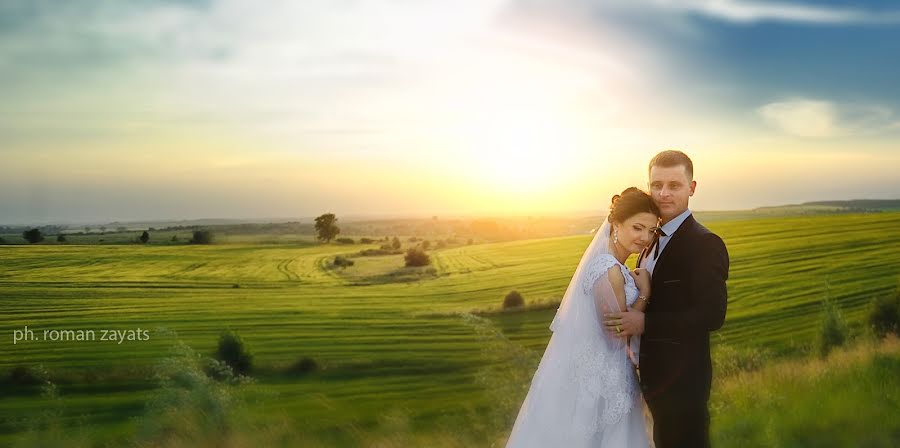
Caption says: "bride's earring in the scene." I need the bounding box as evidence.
[614,228,619,244]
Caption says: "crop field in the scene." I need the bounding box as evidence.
[1,212,898,445]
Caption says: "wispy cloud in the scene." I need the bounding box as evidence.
[645,0,900,25]
[758,98,900,138]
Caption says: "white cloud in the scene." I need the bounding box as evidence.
[757,98,900,138]
[645,0,900,25]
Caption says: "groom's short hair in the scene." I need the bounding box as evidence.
[649,150,694,180]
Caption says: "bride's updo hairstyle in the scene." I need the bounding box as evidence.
[607,187,660,225]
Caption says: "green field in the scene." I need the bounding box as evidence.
[1,212,899,446]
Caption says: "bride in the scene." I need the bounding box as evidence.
[506,187,660,447]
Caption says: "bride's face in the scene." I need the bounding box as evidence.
[615,212,659,254]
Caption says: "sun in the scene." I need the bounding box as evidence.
[465,108,577,193]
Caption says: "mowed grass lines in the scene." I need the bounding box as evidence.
[0,212,898,444]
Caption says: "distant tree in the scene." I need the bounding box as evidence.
[421,240,431,250]
[391,237,401,250]
[139,231,150,244]
[868,291,900,339]
[360,238,374,244]
[22,228,44,244]
[171,235,179,242]
[404,247,431,267]
[408,237,419,243]
[503,290,525,309]
[99,226,107,234]
[116,226,127,232]
[56,234,67,243]
[190,229,214,244]
[84,226,91,233]
[335,237,355,244]
[215,330,253,375]
[314,213,340,243]
[0,236,6,244]
[467,238,474,245]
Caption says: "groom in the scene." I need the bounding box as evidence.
[605,150,729,448]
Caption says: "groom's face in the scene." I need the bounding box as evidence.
[649,164,696,222]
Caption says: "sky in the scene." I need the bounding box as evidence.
[1,0,899,224]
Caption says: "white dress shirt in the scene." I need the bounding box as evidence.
[644,208,692,275]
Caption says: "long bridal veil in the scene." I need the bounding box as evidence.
[506,221,646,447]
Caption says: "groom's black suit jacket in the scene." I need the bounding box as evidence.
[637,214,729,408]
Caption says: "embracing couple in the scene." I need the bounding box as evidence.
[506,150,730,448]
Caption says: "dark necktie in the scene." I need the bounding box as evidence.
[652,227,668,260]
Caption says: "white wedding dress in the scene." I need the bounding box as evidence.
[506,222,650,448]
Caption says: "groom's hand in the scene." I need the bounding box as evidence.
[603,310,645,338]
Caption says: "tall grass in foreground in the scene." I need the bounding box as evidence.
[7,322,898,447]
[711,336,900,447]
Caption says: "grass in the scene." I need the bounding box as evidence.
[0,212,898,445]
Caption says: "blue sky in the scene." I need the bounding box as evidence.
[1,0,898,224]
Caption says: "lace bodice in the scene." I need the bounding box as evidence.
[582,254,640,307]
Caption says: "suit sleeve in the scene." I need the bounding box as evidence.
[644,232,729,337]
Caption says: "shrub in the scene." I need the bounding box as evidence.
[171,235,179,242]
[9,365,46,386]
[503,291,525,309]
[817,298,848,357]
[22,228,44,244]
[287,357,319,375]
[404,247,430,267]
[333,255,355,267]
[335,237,355,244]
[421,240,431,250]
[56,234,66,243]
[214,330,253,375]
[868,291,900,338]
[391,237,401,250]
[467,238,474,245]
[191,229,215,244]
[360,238,374,244]
[0,236,6,244]
[140,231,150,244]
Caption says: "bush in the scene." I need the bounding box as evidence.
[0,236,6,244]
[421,240,431,250]
[360,238,374,244]
[171,235,179,242]
[8,365,45,386]
[391,237,401,250]
[214,330,253,375]
[404,247,430,267]
[503,290,525,309]
[140,231,150,244]
[333,255,355,267]
[817,298,848,357]
[335,237,355,244]
[56,234,66,243]
[868,291,900,338]
[191,229,215,244]
[408,237,419,242]
[467,238,474,245]
[22,228,44,244]
[287,356,319,375]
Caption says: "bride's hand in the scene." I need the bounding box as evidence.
[630,268,651,296]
